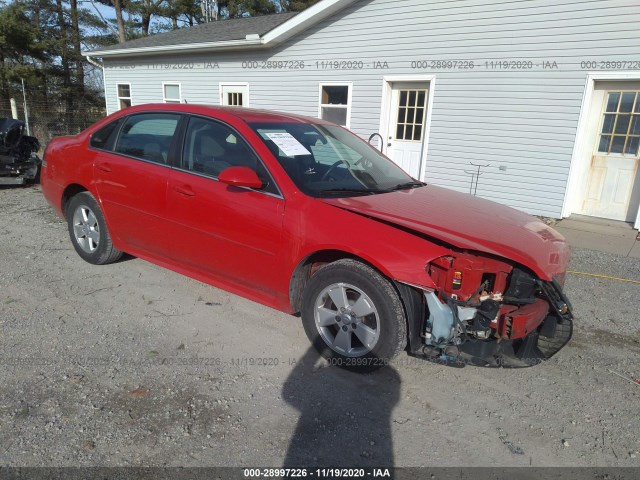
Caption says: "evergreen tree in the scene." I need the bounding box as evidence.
[0,1,48,110]
[223,0,276,18]
[276,0,320,12]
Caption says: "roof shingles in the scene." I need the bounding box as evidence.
[92,12,299,53]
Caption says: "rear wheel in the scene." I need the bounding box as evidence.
[301,259,406,372]
[66,192,122,265]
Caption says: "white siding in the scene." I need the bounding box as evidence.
[102,0,640,217]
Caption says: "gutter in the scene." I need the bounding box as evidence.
[82,37,264,58]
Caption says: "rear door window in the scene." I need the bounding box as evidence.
[114,113,180,164]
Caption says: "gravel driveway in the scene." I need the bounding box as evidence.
[1,185,638,469]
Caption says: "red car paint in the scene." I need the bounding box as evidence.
[41,104,571,343]
[500,299,550,339]
[321,186,570,281]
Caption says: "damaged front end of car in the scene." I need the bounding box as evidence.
[403,252,573,368]
[0,118,41,185]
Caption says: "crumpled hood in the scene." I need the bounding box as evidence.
[320,185,570,280]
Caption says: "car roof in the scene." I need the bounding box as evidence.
[118,103,333,126]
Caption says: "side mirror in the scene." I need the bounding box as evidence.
[218,166,263,189]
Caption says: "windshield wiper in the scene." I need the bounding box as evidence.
[316,188,377,197]
[383,181,426,192]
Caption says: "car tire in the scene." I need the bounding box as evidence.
[66,192,122,265]
[30,164,41,184]
[300,259,407,372]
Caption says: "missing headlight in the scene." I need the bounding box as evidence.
[504,268,537,305]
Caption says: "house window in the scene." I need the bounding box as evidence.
[395,89,428,142]
[220,84,248,107]
[227,92,243,106]
[319,84,351,127]
[597,91,640,155]
[117,84,131,109]
[163,83,181,104]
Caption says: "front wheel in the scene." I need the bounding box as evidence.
[300,259,407,372]
[66,191,122,265]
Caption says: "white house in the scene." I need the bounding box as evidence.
[85,0,640,229]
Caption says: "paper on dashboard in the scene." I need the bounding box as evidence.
[265,132,311,156]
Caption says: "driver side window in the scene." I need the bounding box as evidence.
[182,117,258,176]
[181,116,278,194]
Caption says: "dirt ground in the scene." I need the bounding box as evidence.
[0,184,639,469]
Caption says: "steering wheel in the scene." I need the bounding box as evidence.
[354,156,373,169]
[321,159,349,181]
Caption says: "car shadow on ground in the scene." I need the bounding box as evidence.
[281,347,400,468]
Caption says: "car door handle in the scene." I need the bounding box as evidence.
[175,185,195,197]
[96,163,112,173]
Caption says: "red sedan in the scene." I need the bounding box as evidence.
[41,104,573,370]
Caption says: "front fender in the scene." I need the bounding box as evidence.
[285,198,452,290]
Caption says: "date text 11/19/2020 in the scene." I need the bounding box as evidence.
[106,58,640,71]
[243,468,392,478]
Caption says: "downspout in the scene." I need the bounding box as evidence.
[86,55,103,70]
[86,56,108,114]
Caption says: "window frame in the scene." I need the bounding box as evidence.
[394,88,428,143]
[116,83,132,110]
[596,90,640,157]
[318,82,352,128]
[219,82,250,107]
[162,82,182,104]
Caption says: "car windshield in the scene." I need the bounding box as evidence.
[249,122,420,197]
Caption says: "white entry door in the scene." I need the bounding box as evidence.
[582,89,640,222]
[385,82,429,179]
[220,84,249,107]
